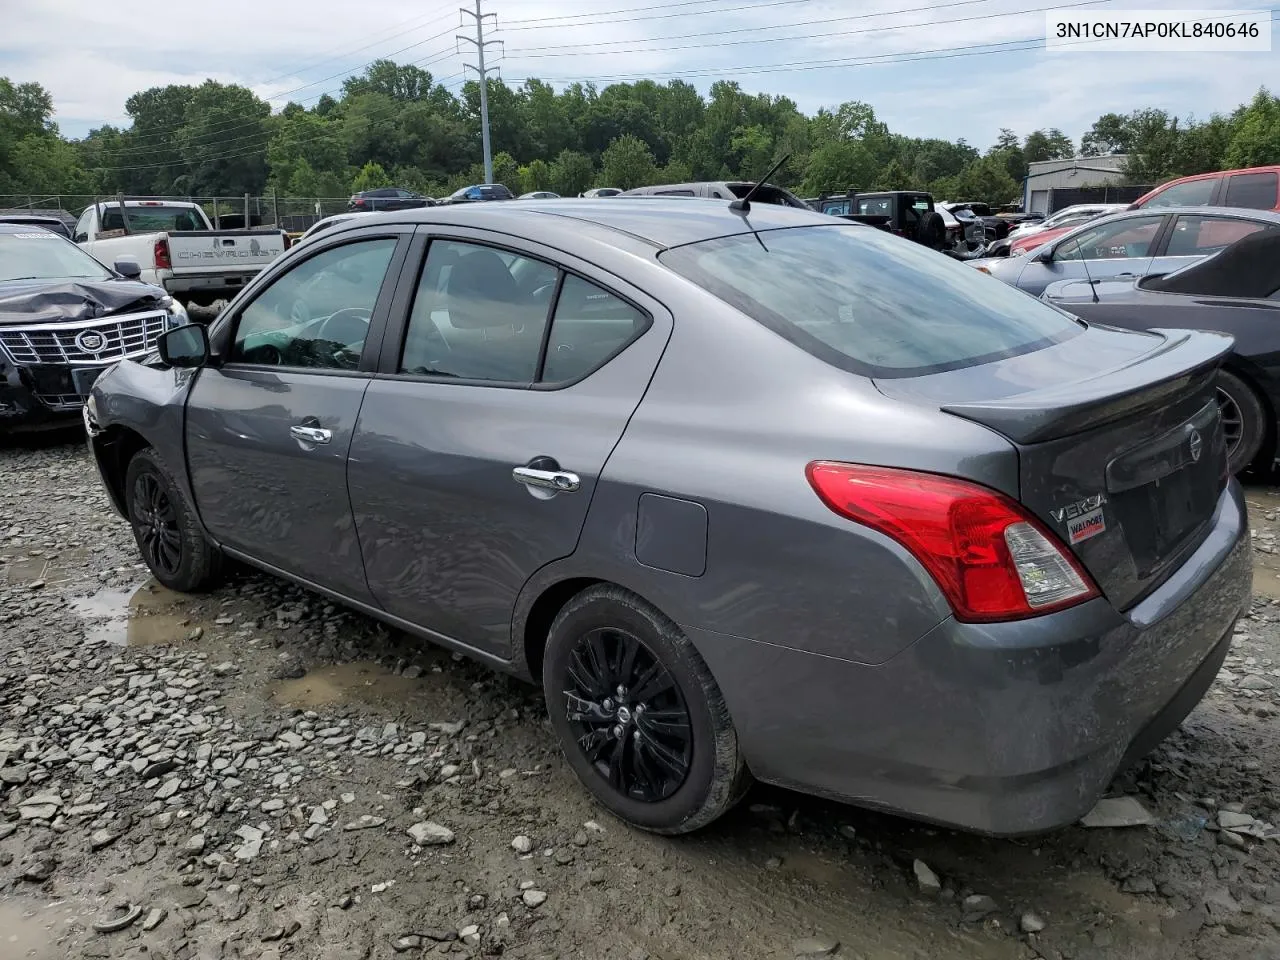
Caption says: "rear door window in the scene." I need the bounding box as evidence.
[1223,172,1278,210]
[1140,177,1220,208]
[1164,215,1272,256]
[1054,216,1163,260]
[541,275,651,384]
[660,224,1082,378]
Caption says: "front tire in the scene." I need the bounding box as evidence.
[1216,370,1266,475]
[542,585,750,835]
[125,447,222,592]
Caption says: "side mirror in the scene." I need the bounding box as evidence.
[158,323,210,368]
[75,233,88,243]
[1034,245,1055,263]
[114,258,142,279]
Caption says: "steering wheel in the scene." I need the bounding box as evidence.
[316,307,372,349]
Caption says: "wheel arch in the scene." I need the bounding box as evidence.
[1219,359,1277,466]
[93,424,153,517]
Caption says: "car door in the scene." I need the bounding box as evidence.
[1019,215,1165,295]
[1153,213,1275,275]
[347,228,670,657]
[185,227,412,601]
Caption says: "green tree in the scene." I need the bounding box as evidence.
[342,60,438,102]
[599,134,657,189]
[548,148,596,195]
[351,161,391,193]
[175,81,271,196]
[519,158,552,194]
[802,140,876,195]
[1022,128,1074,163]
[1224,89,1280,168]
[491,151,521,190]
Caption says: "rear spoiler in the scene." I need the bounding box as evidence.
[941,329,1234,444]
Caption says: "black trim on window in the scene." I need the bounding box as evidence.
[534,270,566,382]
[378,232,654,391]
[214,232,409,376]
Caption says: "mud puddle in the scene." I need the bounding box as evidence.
[70,579,203,646]
[0,547,89,585]
[0,899,84,959]
[269,660,423,709]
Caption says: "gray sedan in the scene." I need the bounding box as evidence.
[85,200,1250,836]
[973,206,1280,295]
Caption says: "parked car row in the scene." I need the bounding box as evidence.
[72,196,1251,842]
[347,184,629,209]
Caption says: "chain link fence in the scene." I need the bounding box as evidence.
[0,195,356,234]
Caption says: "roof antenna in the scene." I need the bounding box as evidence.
[1074,236,1100,303]
[730,152,791,214]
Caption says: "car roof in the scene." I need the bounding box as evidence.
[332,197,831,250]
[1085,205,1280,223]
[0,222,58,235]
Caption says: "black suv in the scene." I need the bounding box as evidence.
[348,189,434,212]
[446,184,516,203]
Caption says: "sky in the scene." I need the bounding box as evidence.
[2,0,1278,151]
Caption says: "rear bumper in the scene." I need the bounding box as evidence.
[689,481,1251,834]
[165,271,262,296]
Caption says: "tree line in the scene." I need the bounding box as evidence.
[2,64,1278,208]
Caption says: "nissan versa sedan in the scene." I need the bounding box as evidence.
[972,206,1280,295]
[85,200,1251,836]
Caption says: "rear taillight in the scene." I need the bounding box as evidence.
[153,237,171,270]
[806,462,1098,622]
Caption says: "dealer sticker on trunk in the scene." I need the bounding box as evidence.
[1067,508,1106,545]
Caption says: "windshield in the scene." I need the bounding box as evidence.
[102,206,205,232]
[0,232,113,282]
[660,224,1082,378]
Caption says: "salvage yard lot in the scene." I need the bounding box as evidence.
[2,435,1280,960]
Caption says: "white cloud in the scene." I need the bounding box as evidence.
[1,0,1275,148]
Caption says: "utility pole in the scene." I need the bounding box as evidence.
[458,0,501,185]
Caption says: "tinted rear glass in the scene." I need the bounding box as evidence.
[1223,172,1278,209]
[660,225,1082,378]
[102,206,204,231]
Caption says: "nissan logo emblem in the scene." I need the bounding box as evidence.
[1188,428,1203,463]
[75,330,107,354]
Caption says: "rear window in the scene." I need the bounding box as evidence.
[1223,172,1278,209]
[1140,177,1218,208]
[660,225,1082,378]
[102,206,204,232]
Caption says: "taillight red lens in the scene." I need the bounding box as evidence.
[153,237,171,270]
[805,462,1098,622]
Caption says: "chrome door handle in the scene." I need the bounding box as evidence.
[290,424,332,444]
[512,466,580,492]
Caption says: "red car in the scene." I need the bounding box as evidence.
[1130,165,1280,212]
[1011,166,1280,257]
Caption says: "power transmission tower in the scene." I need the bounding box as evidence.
[458,0,501,185]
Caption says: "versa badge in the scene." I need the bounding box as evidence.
[1051,494,1108,545]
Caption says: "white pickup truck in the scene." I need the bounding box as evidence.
[73,200,289,303]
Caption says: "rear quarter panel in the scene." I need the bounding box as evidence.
[518,272,1020,669]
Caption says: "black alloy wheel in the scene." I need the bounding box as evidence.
[542,585,750,834]
[125,447,223,593]
[563,627,694,802]
[132,471,182,578]
[1215,370,1266,475]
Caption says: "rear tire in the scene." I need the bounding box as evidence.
[1216,369,1266,475]
[542,585,750,835]
[125,447,223,592]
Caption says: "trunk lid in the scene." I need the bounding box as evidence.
[875,325,1234,610]
[166,230,287,276]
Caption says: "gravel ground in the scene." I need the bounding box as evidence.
[2,434,1280,960]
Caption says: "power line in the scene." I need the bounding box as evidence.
[504,0,1110,57]
[500,0,826,30]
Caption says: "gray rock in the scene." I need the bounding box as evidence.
[792,936,840,957]
[1218,810,1256,830]
[1079,796,1155,828]
[511,835,534,854]
[234,838,263,861]
[90,829,120,850]
[1237,674,1275,690]
[962,894,998,922]
[21,855,57,882]
[392,936,422,952]
[154,778,180,800]
[142,908,167,932]
[522,889,547,908]
[18,792,62,820]
[912,859,941,897]
[407,821,454,846]
[429,721,465,736]
[1020,911,1046,934]
[184,834,206,854]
